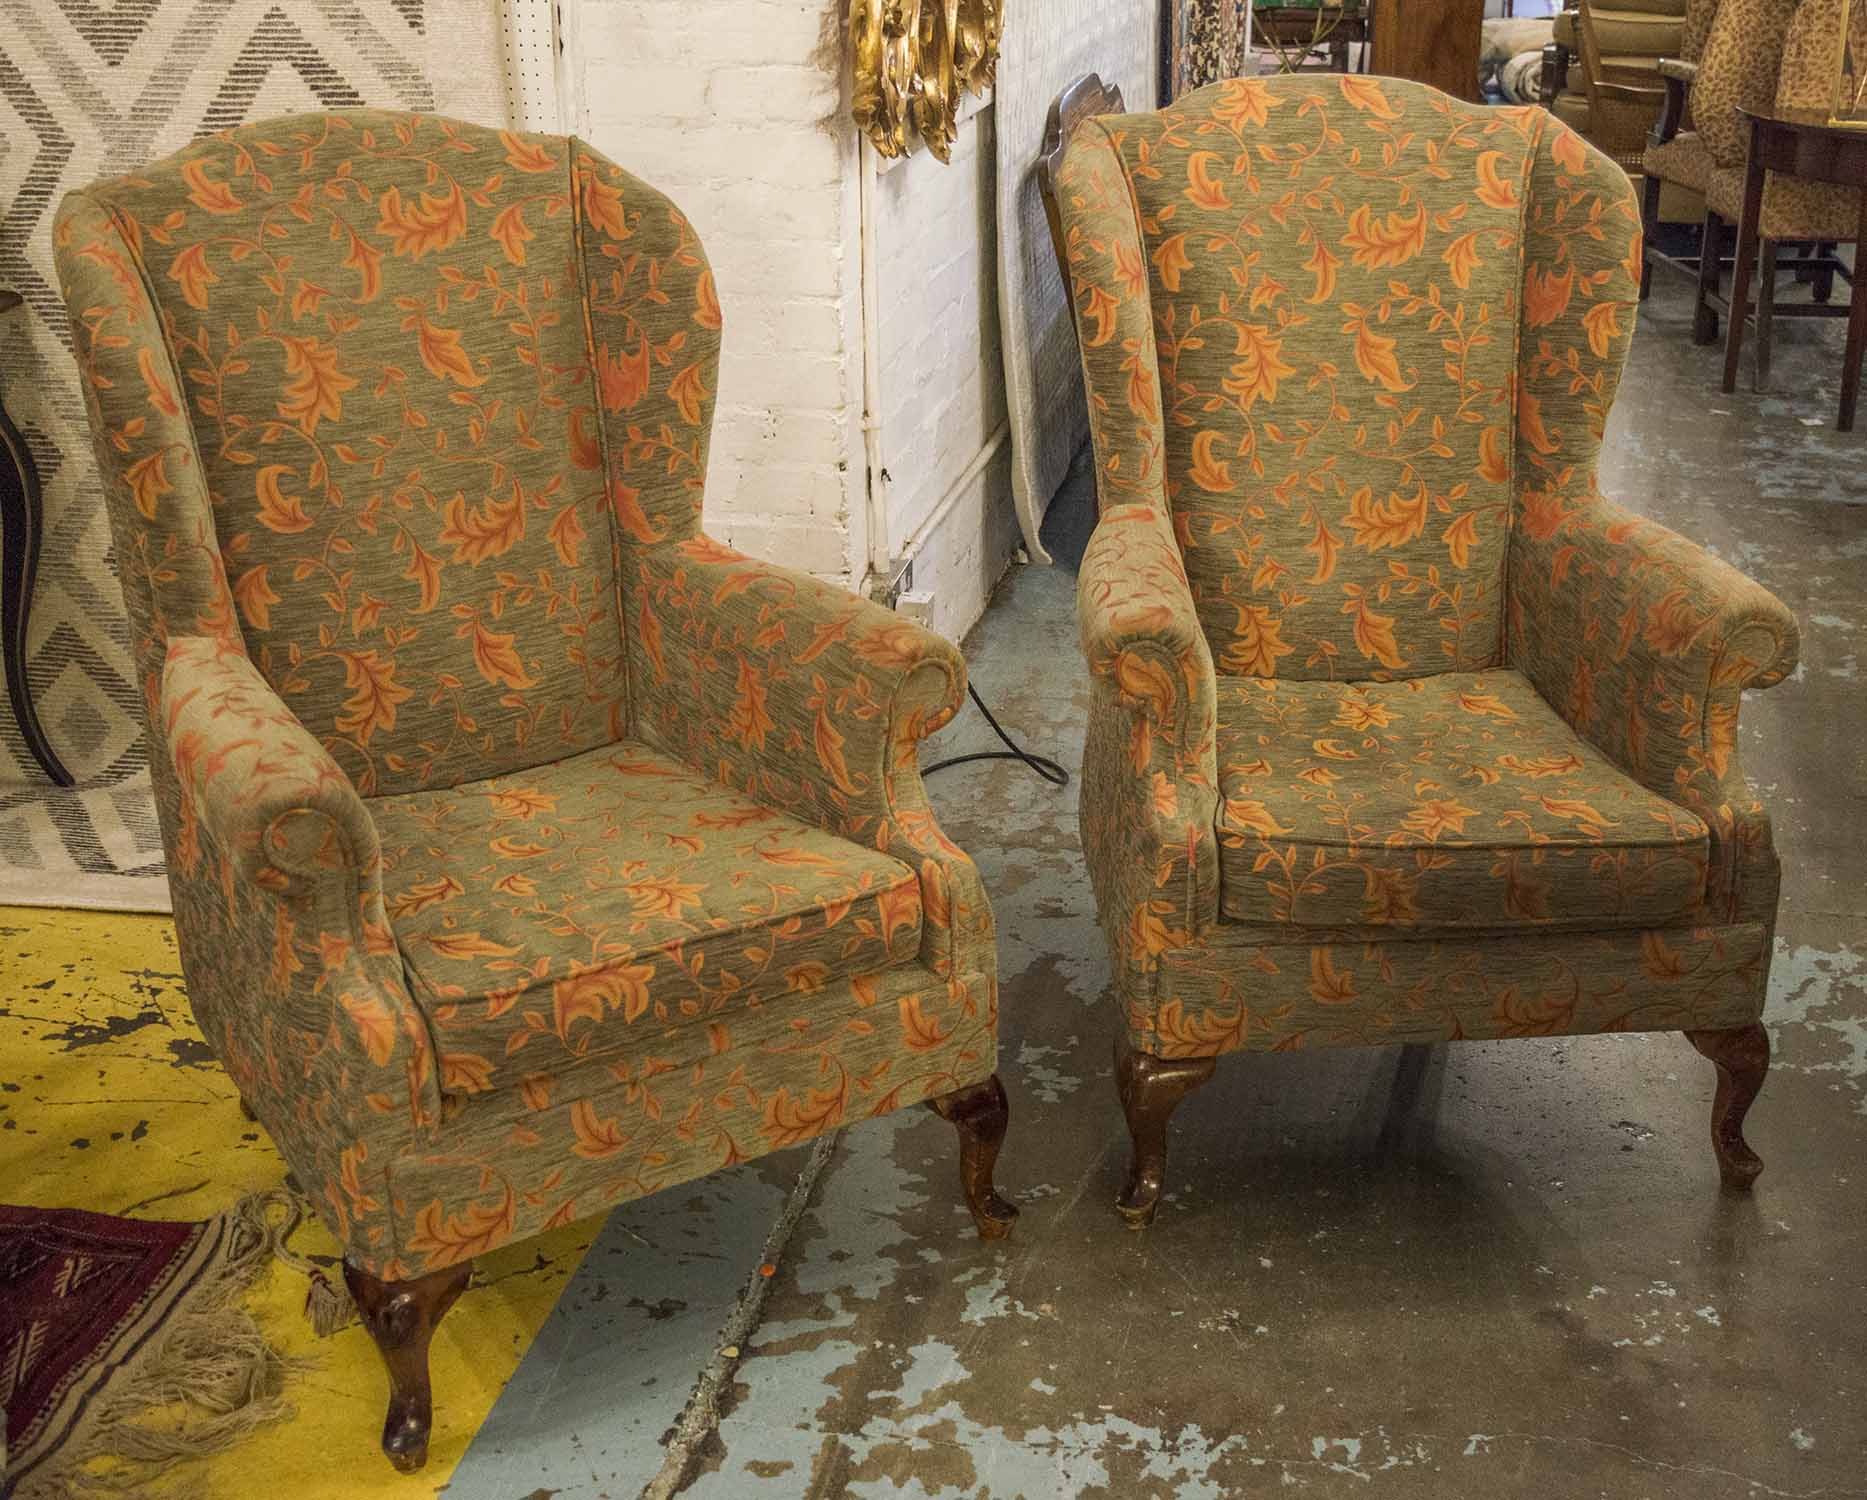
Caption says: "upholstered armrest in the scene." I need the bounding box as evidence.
[630,535,991,983]
[1508,491,1798,918]
[162,635,382,892]
[1078,503,1216,756]
[1651,60,1695,144]
[1655,58,1698,84]
[160,637,439,1129]
[1077,502,1221,970]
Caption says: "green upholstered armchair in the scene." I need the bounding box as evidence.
[54,110,1014,1470]
[1050,75,1796,1227]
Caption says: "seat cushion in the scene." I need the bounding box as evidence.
[1707,164,1867,242]
[370,740,922,1092]
[1643,130,1710,192]
[1213,670,1708,931]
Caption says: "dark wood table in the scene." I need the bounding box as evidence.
[1254,6,1369,75]
[0,290,73,785]
[1721,107,1867,431]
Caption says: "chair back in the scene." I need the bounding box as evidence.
[1052,75,1641,680]
[54,112,721,795]
[1693,0,1802,168]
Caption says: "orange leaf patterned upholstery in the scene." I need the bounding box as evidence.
[371,739,922,1092]
[1055,76,1797,1062]
[54,111,999,1280]
[1214,670,1708,930]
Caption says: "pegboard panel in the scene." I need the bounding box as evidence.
[501,0,566,132]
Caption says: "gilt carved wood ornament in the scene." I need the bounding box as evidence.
[851,0,1004,161]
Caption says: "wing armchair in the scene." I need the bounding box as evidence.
[1050,75,1797,1227]
[53,110,1014,1470]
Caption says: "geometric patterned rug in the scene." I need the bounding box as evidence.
[0,1201,285,1500]
[0,0,510,910]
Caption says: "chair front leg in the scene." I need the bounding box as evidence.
[1695,209,1725,345]
[1114,1036,1216,1228]
[1685,1023,1769,1190]
[927,1073,1019,1240]
[343,1258,474,1471]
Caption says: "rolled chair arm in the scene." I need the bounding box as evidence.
[161,634,382,892]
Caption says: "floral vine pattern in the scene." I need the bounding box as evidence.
[1055,76,1797,1060]
[55,110,998,1277]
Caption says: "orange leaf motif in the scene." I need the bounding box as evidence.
[1342,203,1425,269]
[501,130,559,172]
[336,650,412,742]
[1214,76,1280,129]
[414,317,485,387]
[1079,284,1120,346]
[555,963,653,1037]
[490,203,534,266]
[125,452,173,521]
[1442,230,1482,290]
[1345,486,1425,550]
[254,465,313,534]
[276,336,355,433]
[1309,948,1358,1004]
[1151,233,1194,292]
[167,242,219,310]
[1189,430,1235,492]
[339,993,398,1066]
[1223,323,1294,408]
[1184,151,1230,210]
[580,169,631,240]
[1523,264,1574,328]
[1347,595,1404,669]
[375,182,467,260]
[407,1195,516,1267]
[1351,320,1412,391]
[440,484,526,563]
[597,340,650,412]
[1442,511,1482,569]
[182,159,242,214]
[138,346,180,417]
[1223,604,1294,676]
[1582,300,1623,358]
[898,992,950,1051]
[1338,75,1400,118]
[469,619,538,690]
[695,270,723,330]
[569,1100,632,1159]
[728,658,774,750]
[233,565,279,630]
[1475,151,1520,210]
[668,363,709,425]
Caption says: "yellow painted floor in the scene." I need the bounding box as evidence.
[0,906,595,1498]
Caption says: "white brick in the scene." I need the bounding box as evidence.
[705,64,840,125]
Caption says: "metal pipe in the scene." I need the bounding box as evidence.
[895,418,1010,566]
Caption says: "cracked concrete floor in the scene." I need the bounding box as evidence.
[441,274,1867,1499]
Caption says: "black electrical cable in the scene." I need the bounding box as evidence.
[922,683,1070,786]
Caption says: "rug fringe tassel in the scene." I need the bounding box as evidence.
[254,1187,358,1336]
[9,1189,323,1500]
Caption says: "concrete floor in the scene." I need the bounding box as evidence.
[440,273,1867,1499]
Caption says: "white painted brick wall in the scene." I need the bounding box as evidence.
[567,0,1016,639]
[572,0,864,583]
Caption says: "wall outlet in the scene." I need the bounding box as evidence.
[896,589,937,628]
[869,556,914,610]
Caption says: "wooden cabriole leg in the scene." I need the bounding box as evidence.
[343,1258,474,1472]
[1685,1024,1769,1191]
[927,1073,1019,1240]
[1114,1037,1216,1229]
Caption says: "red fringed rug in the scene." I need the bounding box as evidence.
[0,1199,291,1500]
